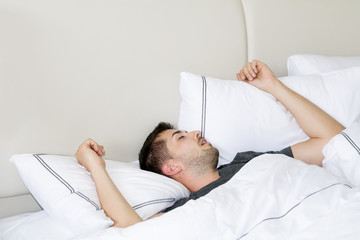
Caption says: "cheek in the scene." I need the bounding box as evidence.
[171,141,195,159]
[174,144,188,158]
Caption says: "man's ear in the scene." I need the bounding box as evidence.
[161,160,182,176]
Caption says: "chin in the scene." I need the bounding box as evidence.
[206,147,219,168]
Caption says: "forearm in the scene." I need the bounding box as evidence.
[90,167,143,228]
[75,138,143,227]
[269,80,344,165]
[268,80,345,140]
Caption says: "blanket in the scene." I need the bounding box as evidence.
[77,123,360,240]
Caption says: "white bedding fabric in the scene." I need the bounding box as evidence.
[323,121,360,187]
[73,122,360,240]
[2,123,360,240]
[0,211,76,240]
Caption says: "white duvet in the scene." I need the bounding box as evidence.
[2,123,360,240]
[75,122,360,240]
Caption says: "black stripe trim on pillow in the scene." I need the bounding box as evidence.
[132,198,176,210]
[236,183,352,239]
[201,76,207,138]
[340,132,360,155]
[33,154,101,210]
[76,191,101,210]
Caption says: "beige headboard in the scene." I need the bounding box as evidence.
[242,0,360,77]
[0,0,247,218]
[1,0,360,218]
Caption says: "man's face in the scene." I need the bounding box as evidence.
[159,129,219,174]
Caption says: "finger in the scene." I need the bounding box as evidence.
[242,66,253,81]
[236,71,246,81]
[246,63,256,79]
[251,60,258,73]
[94,144,104,156]
[93,144,100,154]
[241,72,247,81]
[88,139,101,153]
[253,60,266,73]
[99,145,106,156]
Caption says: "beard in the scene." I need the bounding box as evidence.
[185,146,219,177]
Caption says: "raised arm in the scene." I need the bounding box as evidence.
[75,138,143,228]
[237,60,345,166]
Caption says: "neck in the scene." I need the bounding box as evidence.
[179,170,220,192]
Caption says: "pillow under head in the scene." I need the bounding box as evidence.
[10,154,190,234]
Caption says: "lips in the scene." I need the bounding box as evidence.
[200,138,208,146]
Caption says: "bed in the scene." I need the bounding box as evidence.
[1,0,360,239]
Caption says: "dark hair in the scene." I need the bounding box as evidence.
[139,122,174,175]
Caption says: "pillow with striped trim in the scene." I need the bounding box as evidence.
[323,121,360,187]
[10,154,189,235]
[178,67,360,166]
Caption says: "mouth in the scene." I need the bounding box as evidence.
[200,138,209,146]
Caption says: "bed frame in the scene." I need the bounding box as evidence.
[1,0,360,219]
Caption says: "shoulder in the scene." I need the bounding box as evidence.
[162,197,189,213]
[225,146,294,166]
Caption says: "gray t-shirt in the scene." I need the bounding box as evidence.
[163,147,293,212]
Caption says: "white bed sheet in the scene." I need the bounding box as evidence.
[3,123,360,240]
[0,211,76,240]
[75,122,360,240]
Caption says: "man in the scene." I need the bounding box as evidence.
[75,60,344,228]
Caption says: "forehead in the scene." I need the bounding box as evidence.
[157,129,179,141]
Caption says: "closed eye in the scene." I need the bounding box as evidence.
[172,130,188,140]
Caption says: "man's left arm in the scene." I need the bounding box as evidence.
[75,138,143,228]
[237,60,345,166]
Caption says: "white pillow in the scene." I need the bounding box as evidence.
[322,121,360,187]
[178,66,360,165]
[10,154,189,235]
[0,211,75,240]
[287,54,360,75]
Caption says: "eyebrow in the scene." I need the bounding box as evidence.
[172,130,182,138]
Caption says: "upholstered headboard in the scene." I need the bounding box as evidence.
[0,0,247,218]
[242,0,360,76]
[1,0,359,218]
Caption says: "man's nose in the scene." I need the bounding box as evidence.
[191,131,201,139]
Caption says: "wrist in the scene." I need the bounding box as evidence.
[88,163,107,177]
[265,78,285,97]
[86,160,106,174]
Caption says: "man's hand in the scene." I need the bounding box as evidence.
[75,138,106,173]
[236,60,279,94]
